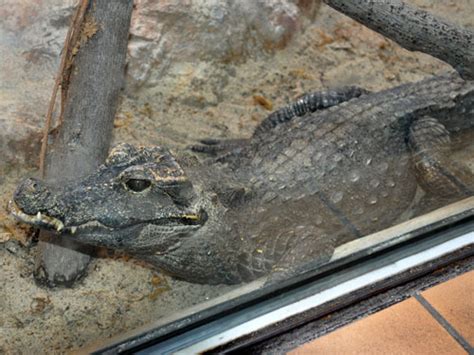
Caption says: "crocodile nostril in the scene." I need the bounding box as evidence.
[18,178,44,195]
[27,178,40,192]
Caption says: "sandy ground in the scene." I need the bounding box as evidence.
[0,0,473,352]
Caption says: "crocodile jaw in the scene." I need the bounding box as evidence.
[8,199,65,232]
[8,199,207,236]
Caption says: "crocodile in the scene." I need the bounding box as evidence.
[10,73,474,285]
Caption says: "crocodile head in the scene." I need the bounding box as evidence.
[10,143,208,252]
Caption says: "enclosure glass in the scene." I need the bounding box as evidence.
[0,0,473,352]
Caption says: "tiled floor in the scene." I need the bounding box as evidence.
[422,271,474,345]
[290,270,474,354]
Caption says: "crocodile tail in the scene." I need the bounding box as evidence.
[253,86,370,138]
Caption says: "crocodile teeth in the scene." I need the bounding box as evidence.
[8,200,65,232]
[56,223,64,232]
[70,226,77,234]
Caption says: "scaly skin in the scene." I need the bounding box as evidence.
[11,73,474,284]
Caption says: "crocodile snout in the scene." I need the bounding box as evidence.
[13,178,54,215]
[11,178,70,231]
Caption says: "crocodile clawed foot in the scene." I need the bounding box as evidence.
[188,138,249,157]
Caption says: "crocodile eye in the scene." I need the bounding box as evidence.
[125,179,151,192]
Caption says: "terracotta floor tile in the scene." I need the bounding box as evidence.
[289,298,467,355]
[421,270,474,344]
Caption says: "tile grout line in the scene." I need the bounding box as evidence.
[414,293,473,354]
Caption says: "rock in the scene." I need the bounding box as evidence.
[0,0,73,171]
[128,0,320,89]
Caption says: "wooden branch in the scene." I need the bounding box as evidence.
[35,0,134,287]
[323,0,474,80]
[39,0,89,177]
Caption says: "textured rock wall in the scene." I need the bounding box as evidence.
[128,0,319,88]
[0,0,73,169]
